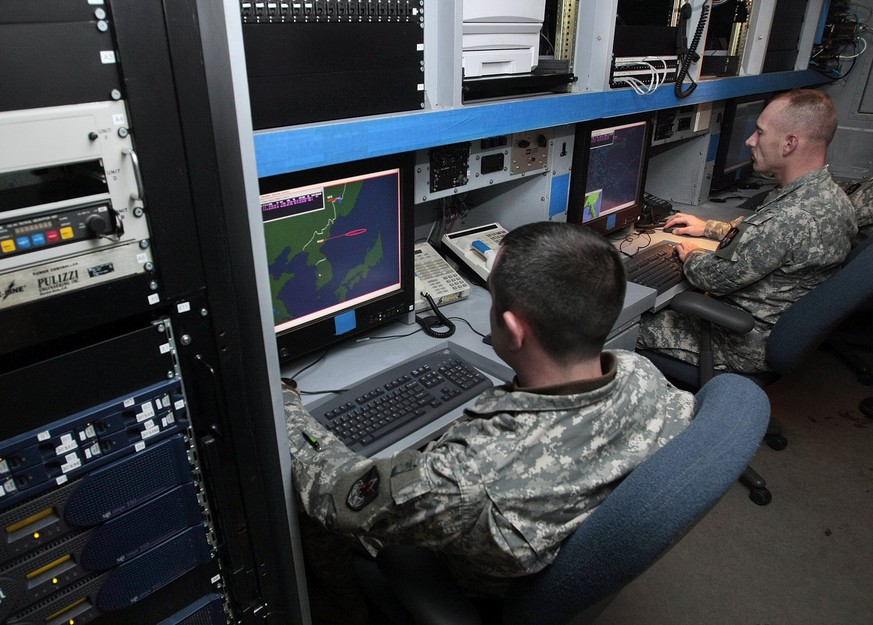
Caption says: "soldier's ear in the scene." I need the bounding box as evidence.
[782,133,798,156]
[501,310,526,352]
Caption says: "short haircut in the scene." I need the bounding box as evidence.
[490,221,627,361]
[771,89,838,145]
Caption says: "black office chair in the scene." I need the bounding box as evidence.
[639,237,873,505]
[824,236,873,386]
[354,374,770,625]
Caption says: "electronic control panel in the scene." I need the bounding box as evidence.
[0,101,154,310]
[415,129,554,203]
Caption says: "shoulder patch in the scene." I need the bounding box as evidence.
[346,466,381,511]
[717,226,739,250]
[715,221,752,261]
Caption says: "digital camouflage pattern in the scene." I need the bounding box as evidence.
[848,174,873,237]
[638,167,857,373]
[285,350,694,595]
[704,215,743,240]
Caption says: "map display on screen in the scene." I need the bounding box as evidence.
[261,169,402,332]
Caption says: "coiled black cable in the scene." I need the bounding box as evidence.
[675,2,710,99]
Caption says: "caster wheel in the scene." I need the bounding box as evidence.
[749,487,772,506]
[766,434,788,451]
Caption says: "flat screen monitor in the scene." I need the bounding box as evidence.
[567,113,653,235]
[710,95,769,193]
[259,154,415,362]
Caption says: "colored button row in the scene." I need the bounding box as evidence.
[1,227,74,254]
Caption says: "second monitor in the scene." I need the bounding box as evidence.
[258,154,416,362]
[567,113,654,235]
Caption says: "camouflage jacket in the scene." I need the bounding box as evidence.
[285,350,694,594]
[848,175,873,237]
[683,166,857,369]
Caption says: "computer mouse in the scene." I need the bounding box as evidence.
[662,225,678,234]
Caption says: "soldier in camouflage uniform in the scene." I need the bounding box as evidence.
[637,89,858,373]
[284,222,693,620]
[847,174,873,237]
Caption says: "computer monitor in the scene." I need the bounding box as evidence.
[259,154,415,362]
[709,95,769,193]
[567,113,653,235]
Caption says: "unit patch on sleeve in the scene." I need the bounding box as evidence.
[346,466,381,511]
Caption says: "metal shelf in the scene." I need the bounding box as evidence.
[254,70,826,178]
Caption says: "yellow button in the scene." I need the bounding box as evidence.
[1,239,15,253]
[60,227,75,240]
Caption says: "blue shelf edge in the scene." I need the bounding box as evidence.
[254,70,828,179]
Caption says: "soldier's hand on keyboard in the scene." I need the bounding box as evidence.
[675,241,702,262]
[663,213,706,237]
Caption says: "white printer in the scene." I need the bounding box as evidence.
[462,0,546,78]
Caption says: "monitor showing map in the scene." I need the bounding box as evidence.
[567,113,653,235]
[259,154,415,362]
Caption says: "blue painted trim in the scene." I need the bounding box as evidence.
[254,70,828,178]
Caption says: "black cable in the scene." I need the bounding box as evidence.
[619,230,653,256]
[416,292,456,338]
[449,316,488,339]
[675,2,710,99]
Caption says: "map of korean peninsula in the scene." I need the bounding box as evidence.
[262,172,401,328]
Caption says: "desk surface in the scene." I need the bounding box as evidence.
[283,286,508,457]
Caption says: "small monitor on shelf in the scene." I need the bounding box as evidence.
[259,154,415,362]
[567,113,654,236]
[709,94,770,193]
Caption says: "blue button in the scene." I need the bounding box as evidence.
[32,233,47,246]
[15,236,31,249]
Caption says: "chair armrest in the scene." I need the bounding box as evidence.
[669,291,755,334]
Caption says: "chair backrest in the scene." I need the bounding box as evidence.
[502,374,770,625]
[766,238,873,376]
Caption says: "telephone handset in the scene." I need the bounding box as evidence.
[675,0,710,99]
[416,292,456,338]
[413,242,468,338]
[413,241,470,312]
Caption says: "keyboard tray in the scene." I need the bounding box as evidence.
[306,342,501,457]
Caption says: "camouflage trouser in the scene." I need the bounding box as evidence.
[636,308,768,374]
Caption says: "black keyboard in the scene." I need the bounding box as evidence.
[624,241,685,294]
[308,345,493,456]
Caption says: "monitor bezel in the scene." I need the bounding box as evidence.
[567,112,654,236]
[709,93,771,193]
[259,153,415,363]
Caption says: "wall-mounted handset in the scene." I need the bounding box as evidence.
[675,0,710,98]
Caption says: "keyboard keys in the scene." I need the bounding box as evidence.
[625,242,685,294]
[308,347,492,455]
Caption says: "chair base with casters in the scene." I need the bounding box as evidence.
[353,375,771,625]
[637,290,785,506]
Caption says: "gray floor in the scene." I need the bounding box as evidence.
[596,347,873,624]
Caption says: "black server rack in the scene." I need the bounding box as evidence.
[1,1,305,624]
